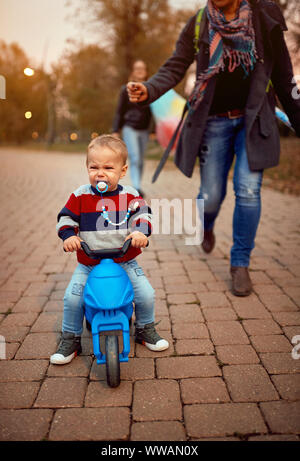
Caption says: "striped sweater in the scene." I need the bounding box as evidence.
[56,184,152,266]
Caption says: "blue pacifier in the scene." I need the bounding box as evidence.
[96,181,109,193]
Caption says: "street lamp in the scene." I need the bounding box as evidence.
[24,67,35,77]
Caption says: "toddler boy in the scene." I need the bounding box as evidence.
[50,134,169,364]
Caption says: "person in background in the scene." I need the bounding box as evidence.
[112,60,152,197]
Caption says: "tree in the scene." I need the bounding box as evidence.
[273,0,300,72]
[58,43,116,138]
[0,41,48,143]
[78,0,194,86]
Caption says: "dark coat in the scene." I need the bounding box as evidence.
[112,85,152,132]
[143,0,300,178]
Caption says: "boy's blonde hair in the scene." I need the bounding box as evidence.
[87,134,128,165]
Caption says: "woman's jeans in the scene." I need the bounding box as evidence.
[122,125,149,191]
[62,259,155,335]
[197,115,263,267]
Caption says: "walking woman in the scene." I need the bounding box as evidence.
[127,0,300,296]
[112,60,152,196]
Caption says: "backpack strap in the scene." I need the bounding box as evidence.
[152,102,189,183]
[194,7,206,54]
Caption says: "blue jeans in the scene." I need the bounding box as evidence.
[122,125,149,191]
[197,116,263,267]
[62,259,155,335]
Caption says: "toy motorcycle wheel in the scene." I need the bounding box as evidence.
[105,335,120,388]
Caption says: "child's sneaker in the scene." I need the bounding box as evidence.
[50,332,82,365]
[135,322,169,351]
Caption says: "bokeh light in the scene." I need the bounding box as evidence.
[91,132,99,139]
[25,111,32,119]
[24,67,35,77]
[70,132,78,141]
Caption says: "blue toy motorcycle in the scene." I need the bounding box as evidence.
[81,239,134,388]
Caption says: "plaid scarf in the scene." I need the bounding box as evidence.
[189,0,257,111]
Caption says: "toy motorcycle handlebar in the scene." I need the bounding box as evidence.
[81,238,149,260]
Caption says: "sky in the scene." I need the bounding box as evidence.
[0,0,205,72]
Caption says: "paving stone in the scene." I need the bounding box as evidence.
[207,321,249,345]
[0,301,14,314]
[180,377,230,404]
[132,380,182,421]
[260,352,300,374]
[271,312,300,326]
[156,356,221,379]
[184,403,267,438]
[231,300,272,319]
[0,312,39,328]
[49,407,130,440]
[131,421,186,441]
[23,282,55,297]
[85,381,132,407]
[0,281,29,294]
[253,284,283,295]
[248,434,299,441]
[250,334,292,353]
[165,283,206,294]
[0,291,21,303]
[43,300,63,312]
[15,332,60,359]
[187,270,216,283]
[259,293,298,312]
[155,299,169,316]
[282,326,300,341]
[202,307,237,321]
[4,342,20,360]
[0,325,29,342]
[167,293,197,305]
[205,281,230,291]
[175,339,214,356]
[242,319,282,336]
[13,296,48,312]
[223,364,279,402]
[271,374,300,400]
[283,287,300,306]
[260,401,300,434]
[169,304,204,323]
[216,345,259,365]
[172,322,209,340]
[30,312,62,332]
[0,382,40,409]
[196,292,230,308]
[0,360,48,382]
[34,377,87,408]
[48,356,92,378]
[0,409,53,441]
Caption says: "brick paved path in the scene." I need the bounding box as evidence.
[0,147,299,441]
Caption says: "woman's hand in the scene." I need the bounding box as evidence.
[125,231,148,249]
[127,82,148,103]
[63,236,83,252]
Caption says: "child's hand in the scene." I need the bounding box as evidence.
[63,236,83,252]
[126,232,148,249]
